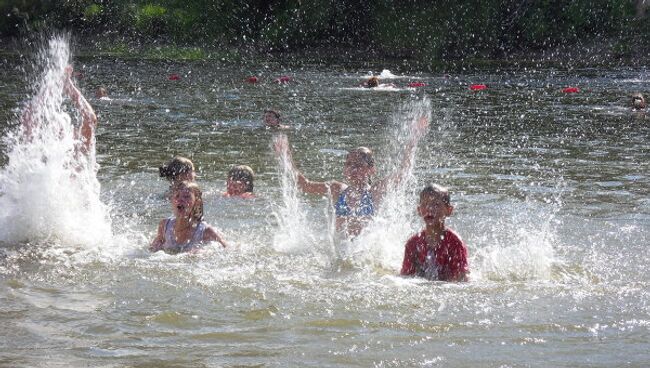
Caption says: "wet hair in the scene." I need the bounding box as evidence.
[420,184,451,206]
[228,165,255,192]
[348,147,375,167]
[159,156,195,181]
[366,76,379,88]
[264,110,281,120]
[95,87,108,98]
[171,181,204,223]
[632,93,646,110]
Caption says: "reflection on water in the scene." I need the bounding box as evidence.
[0,39,648,367]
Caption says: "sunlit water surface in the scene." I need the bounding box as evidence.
[0,42,648,367]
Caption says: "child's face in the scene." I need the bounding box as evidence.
[264,112,280,127]
[171,187,196,219]
[418,193,453,226]
[227,178,249,195]
[344,153,374,185]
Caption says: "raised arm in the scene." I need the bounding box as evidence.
[375,114,429,194]
[64,66,97,154]
[273,134,342,196]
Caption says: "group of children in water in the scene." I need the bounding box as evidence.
[22,67,477,282]
[146,108,469,281]
[43,65,650,283]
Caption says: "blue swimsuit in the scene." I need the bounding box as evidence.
[335,188,375,217]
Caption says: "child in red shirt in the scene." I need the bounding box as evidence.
[401,184,469,281]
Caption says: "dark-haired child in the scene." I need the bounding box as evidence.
[224,165,255,199]
[159,156,196,185]
[263,110,289,129]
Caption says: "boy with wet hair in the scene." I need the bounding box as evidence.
[400,184,469,281]
[224,165,255,199]
[263,109,289,129]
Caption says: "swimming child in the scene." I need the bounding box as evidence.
[273,115,428,237]
[360,76,395,89]
[263,109,289,129]
[150,181,228,253]
[400,184,469,281]
[159,156,196,185]
[631,93,646,110]
[95,86,108,99]
[224,165,255,199]
[363,76,380,88]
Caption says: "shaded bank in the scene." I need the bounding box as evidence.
[2,1,650,68]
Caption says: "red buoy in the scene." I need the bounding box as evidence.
[276,76,291,84]
[408,82,426,87]
[168,74,181,81]
[470,84,487,91]
[562,87,579,93]
[247,76,259,84]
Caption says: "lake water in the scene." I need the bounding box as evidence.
[0,38,648,367]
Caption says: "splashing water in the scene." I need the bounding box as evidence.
[345,98,432,270]
[378,69,398,79]
[271,134,326,258]
[0,35,111,247]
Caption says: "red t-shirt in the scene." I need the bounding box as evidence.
[400,228,469,281]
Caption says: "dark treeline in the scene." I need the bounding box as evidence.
[2,1,648,61]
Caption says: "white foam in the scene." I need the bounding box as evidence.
[0,35,111,248]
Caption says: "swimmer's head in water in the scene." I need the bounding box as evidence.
[344,147,375,184]
[632,93,646,110]
[95,87,108,99]
[227,165,255,194]
[171,181,204,223]
[418,184,453,226]
[160,156,195,182]
[366,76,379,88]
[263,110,281,128]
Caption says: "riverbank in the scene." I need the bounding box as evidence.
[1,35,649,72]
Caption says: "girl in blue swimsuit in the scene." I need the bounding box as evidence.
[273,115,429,237]
[150,181,228,253]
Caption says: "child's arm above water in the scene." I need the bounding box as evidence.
[64,66,97,155]
[375,115,429,194]
[273,134,344,196]
[203,226,228,248]
[149,219,166,252]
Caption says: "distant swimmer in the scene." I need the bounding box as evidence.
[273,115,429,237]
[362,76,380,88]
[150,181,228,254]
[95,87,108,99]
[400,184,469,282]
[224,165,255,199]
[361,75,396,89]
[632,93,646,110]
[263,109,289,129]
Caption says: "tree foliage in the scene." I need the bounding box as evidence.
[0,0,642,59]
